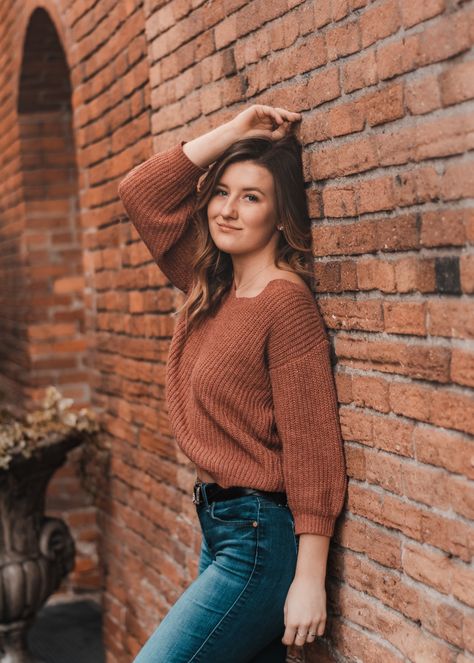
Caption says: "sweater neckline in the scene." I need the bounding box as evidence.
[228,278,310,302]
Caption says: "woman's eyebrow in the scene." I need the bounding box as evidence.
[216,183,265,195]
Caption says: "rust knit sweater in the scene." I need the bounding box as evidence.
[117,140,347,536]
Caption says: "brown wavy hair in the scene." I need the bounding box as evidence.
[176,132,314,336]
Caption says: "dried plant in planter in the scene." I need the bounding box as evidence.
[0,386,100,470]
[0,386,101,662]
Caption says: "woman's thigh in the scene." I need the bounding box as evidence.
[132,494,299,663]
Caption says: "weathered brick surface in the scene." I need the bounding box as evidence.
[0,1,473,661]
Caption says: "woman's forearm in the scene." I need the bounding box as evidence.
[182,120,241,169]
[294,533,330,585]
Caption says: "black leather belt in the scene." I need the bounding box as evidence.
[193,481,287,507]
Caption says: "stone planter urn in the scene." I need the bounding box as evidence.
[0,387,99,662]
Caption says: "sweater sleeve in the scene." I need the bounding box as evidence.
[117,140,209,293]
[267,290,348,537]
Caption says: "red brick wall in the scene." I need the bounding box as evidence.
[0,5,101,602]
[1,0,473,662]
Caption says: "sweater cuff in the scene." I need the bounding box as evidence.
[293,512,337,537]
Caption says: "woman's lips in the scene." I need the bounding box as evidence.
[218,223,240,231]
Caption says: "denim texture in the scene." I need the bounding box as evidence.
[133,483,300,662]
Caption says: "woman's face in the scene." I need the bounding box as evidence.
[207,161,279,255]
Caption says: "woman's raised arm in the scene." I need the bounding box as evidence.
[117,122,241,292]
[117,105,300,292]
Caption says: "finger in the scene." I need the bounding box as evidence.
[292,626,310,645]
[272,110,284,124]
[306,619,326,643]
[270,124,292,142]
[305,623,319,643]
[294,630,309,647]
[281,625,298,646]
[261,105,283,124]
[274,107,302,121]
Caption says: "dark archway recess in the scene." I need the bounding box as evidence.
[15,7,88,413]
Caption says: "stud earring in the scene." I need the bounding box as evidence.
[277,225,284,231]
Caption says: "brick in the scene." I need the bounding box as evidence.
[343,49,378,92]
[313,0,331,28]
[362,83,404,126]
[440,60,474,106]
[377,33,421,80]
[319,297,383,331]
[427,300,474,340]
[414,427,474,479]
[419,8,472,67]
[357,257,397,292]
[399,0,445,28]
[359,0,401,48]
[330,613,405,663]
[451,348,474,387]
[383,301,426,335]
[460,252,474,293]
[420,209,468,247]
[326,20,361,60]
[406,75,441,115]
[336,335,450,382]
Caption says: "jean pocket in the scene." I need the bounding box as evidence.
[208,495,259,526]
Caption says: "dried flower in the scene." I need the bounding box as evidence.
[0,386,99,470]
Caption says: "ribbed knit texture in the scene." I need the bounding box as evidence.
[118,141,348,536]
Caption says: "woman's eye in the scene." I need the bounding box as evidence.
[214,189,258,202]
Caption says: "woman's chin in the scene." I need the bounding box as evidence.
[213,236,239,251]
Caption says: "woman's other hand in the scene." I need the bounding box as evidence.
[281,576,327,648]
[230,104,302,142]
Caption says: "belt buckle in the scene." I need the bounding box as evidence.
[192,481,202,506]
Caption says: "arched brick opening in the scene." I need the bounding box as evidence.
[18,8,87,407]
[1,6,101,601]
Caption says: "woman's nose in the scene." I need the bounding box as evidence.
[221,199,238,217]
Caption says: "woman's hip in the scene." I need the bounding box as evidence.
[132,485,299,663]
[196,485,299,582]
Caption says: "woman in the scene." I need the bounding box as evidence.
[118,104,348,663]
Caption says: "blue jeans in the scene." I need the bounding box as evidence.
[132,483,300,662]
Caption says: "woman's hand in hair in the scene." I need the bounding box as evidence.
[230,104,302,142]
